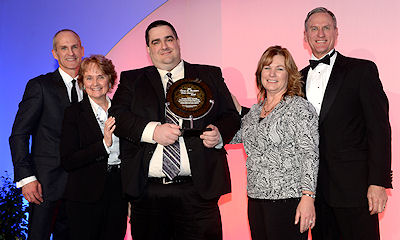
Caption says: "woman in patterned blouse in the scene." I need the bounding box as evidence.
[231,45,319,240]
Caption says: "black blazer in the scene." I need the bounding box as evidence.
[109,61,241,200]
[301,52,392,207]
[9,70,70,201]
[60,95,110,202]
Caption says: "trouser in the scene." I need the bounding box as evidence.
[66,167,128,240]
[248,197,308,240]
[28,199,68,240]
[131,179,222,240]
[311,196,380,240]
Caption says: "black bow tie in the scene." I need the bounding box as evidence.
[309,50,335,69]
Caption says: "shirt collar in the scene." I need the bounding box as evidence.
[311,49,336,60]
[157,60,184,80]
[88,95,111,117]
[58,67,78,85]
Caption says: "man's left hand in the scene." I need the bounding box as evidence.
[200,124,220,148]
[367,185,388,215]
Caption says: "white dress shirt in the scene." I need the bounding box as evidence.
[306,49,337,115]
[16,68,84,188]
[88,96,121,165]
[59,67,84,103]
[141,61,192,177]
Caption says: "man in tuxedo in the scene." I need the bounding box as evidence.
[110,20,240,240]
[9,29,84,240]
[301,7,392,239]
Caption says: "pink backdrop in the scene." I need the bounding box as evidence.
[106,0,400,239]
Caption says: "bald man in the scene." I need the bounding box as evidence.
[10,29,84,240]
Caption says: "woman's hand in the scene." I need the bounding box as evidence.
[295,194,316,233]
[104,117,116,147]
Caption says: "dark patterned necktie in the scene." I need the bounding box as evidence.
[71,79,78,103]
[162,73,180,180]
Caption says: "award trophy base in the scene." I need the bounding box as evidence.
[182,127,212,137]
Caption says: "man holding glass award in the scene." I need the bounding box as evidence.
[110,20,240,240]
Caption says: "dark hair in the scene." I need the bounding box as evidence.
[305,7,337,30]
[53,29,81,50]
[77,55,117,91]
[255,46,303,103]
[145,20,178,46]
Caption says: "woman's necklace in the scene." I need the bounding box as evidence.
[260,99,280,117]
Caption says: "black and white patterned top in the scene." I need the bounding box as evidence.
[231,96,319,199]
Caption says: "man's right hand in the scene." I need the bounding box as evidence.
[153,123,181,146]
[22,180,43,204]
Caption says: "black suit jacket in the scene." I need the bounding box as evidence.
[9,70,70,201]
[301,52,392,207]
[60,95,110,202]
[109,61,241,200]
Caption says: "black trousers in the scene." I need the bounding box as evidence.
[27,199,68,240]
[66,168,128,240]
[311,196,380,240]
[248,197,308,240]
[131,180,222,240]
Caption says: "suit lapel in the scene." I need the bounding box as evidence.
[184,61,197,79]
[80,95,105,140]
[319,53,347,124]
[52,69,71,107]
[301,66,311,98]
[145,66,166,121]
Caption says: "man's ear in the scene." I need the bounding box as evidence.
[334,28,339,42]
[52,49,58,60]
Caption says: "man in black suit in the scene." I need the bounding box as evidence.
[110,20,240,240]
[301,7,392,239]
[9,29,84,240]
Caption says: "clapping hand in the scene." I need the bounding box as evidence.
[104,117,116,147]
